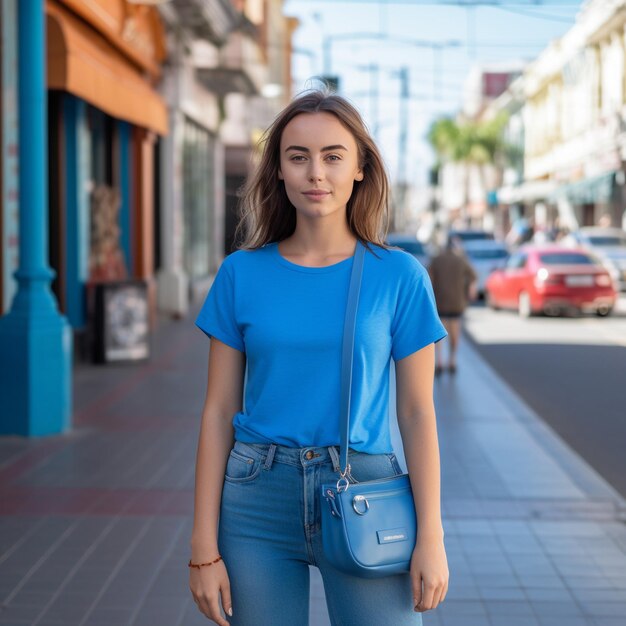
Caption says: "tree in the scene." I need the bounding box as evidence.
[427,113,509,226]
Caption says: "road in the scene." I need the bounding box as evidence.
[462,294,626,499]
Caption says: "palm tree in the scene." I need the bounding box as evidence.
[428,113,509,226]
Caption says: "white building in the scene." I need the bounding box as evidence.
[524,0,626,230]
[156,0,296,315]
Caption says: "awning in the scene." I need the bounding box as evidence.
[498,180,558,204]
[556,172,616,205]
[46,2,168,135]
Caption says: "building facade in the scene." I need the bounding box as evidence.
[524,0,626,230]
[156,0,296,314]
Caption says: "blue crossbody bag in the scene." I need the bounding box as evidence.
[320,241,417,578]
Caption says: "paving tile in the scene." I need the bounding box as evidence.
[180,600,226,626]
[524,587,576,602]
[530,600,585,617]
[578,602,626,617]
[606,576,626,590]
[489,616,540,626]
[37,600,91,623]
[422,614,443,626]
[537,618,592,626]
[472,573,520,589]
[2,590,53,607]
[516,574,566,590]
[479,587,527,601]
[454,520,493,536]
[0,604,42,623]
[511,562,559,577]
[467,559,514,576]
[577,589,626,602]
[485,600,536,616]
[564,575,614,590]
[446,584,479,601]
[592,619,626,626]
[78,606,135,625]
[128,598,187,626]
[441,616,487,626]
[436,600,487,616]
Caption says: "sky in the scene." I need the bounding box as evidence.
[283,0,585,192]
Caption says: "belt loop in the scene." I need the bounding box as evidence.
[264,444,277,470]
[328,446,341,473]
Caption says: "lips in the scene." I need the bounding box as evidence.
[303,190,330,198]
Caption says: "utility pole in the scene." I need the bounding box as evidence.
[395,67,409,232]
[433,45,443,102]
[467,5,477,60]
[368,64,378,141]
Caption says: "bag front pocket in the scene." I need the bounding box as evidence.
[347,452,402,483]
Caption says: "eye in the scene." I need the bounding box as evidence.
[326,154,341,161]
[290,155,307,162]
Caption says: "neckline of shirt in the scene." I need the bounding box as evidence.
[269,242,355,274]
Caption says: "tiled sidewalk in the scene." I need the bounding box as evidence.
[1,306,625,626]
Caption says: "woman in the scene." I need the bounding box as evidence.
[189,90,449,625]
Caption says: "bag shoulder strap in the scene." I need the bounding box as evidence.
[339,240,366,473]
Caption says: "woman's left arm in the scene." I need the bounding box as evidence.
[395,342,449,613]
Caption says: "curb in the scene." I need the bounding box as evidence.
[462,325,626,518]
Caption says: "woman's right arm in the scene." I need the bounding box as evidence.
[190,338,246,625]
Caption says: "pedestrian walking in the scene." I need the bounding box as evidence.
[189,90,449,625]
[428,238,477,375]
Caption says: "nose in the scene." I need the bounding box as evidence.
[307,160,323,182]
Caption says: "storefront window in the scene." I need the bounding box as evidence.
[182,117,214,279]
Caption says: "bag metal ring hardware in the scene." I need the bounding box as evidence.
[352,494,369,515]
[336,464,352,493]
[336,475,350,492]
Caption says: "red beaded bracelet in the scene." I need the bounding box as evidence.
[188,556,223,569]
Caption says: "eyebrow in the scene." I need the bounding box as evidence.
[285,144,348,153]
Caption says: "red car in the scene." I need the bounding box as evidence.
[485,245,617,317]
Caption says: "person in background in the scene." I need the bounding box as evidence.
[428,238,477,376]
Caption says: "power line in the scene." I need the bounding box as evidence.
[494,5,578,21]
[288,0,581,5]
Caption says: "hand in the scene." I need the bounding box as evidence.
[189,559,233,625]
[410,535,449,613]
[468,282,478,301]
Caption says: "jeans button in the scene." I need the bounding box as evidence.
[305,450,314,460]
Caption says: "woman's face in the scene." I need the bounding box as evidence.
[278,112,364,221]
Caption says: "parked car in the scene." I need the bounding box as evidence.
[386,233,430,267]
[561,227,626,290]
[447,229,494,244]
[485,245,617,317]
[462,240,509,297]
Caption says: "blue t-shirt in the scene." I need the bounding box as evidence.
[195,242,446,453]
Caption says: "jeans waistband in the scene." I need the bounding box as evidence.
[233,441,362,472]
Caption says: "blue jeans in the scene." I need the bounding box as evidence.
[218,441,423,626]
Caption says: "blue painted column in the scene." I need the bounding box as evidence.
[118,120,133,272]
[0,0,72,435]
[64,95,89,329]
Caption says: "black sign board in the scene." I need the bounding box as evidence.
[91,280,150,364]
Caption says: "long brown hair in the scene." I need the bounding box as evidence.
[235,90,390,249]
